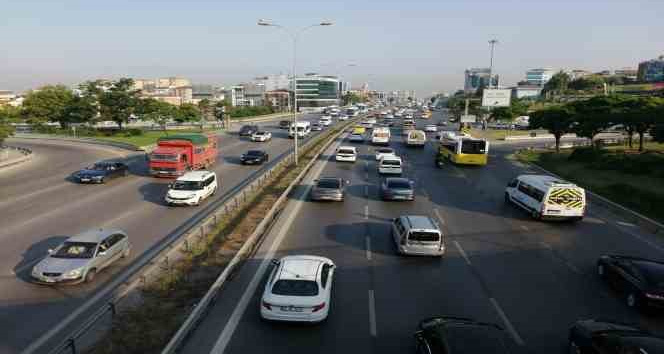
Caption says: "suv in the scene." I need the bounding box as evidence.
[569,319,664,353]
[415,316,514,354]
[31,228,131,284]
[392,215,444,256]
[165,171,218,206]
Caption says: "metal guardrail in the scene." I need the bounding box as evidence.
[24,118,359,354]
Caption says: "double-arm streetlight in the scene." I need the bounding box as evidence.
[258,19,333,166]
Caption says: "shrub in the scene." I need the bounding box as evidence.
[568,147,606,162]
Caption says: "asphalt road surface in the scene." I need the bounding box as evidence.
[180,111,664,354]
[0,114,327,354]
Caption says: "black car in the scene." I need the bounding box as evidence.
[239,125,259,137]
[597,255,664,309]
[241,150,268,165]
[74,161,129,184]
[380,177,415,201]
[414,316,514,354]
[279,120,291,129]
[569,319,664,354]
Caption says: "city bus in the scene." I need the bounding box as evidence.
[436,132,489,166]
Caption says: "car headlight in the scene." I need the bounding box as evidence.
[186,194,197,199]
[65,269,83,278]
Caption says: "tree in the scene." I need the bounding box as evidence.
[197,99,214,121]
[137,98,175,132]
[22,85,74,125]
[542,71,570,97]
[631,97,662,151]
[530,105,576,152]
[569,96,612,148]
[0,105,23,122]
[0,122,14,145]
[99,78,139,129]
[62,95,97,127]
[174,103,201,123]
[342,92,366,105]
[569,75,605,91]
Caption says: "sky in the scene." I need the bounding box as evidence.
[2,0,663,96]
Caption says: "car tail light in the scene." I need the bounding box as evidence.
[312,302,326,312]
[262,301,272,310]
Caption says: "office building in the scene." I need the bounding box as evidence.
[133,77,193,106]
[464,68,498,93]
[637,56,664,83]
[254,74,291,91]
[566,69,592,80]
[265,90,292,112]
[0,90,16,105]
[294,74,340,109]
[231,83,265,107]
[525,68,555,86]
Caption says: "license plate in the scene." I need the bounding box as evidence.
[80,178,90,182]
[280,306,303,312]
[159,171,169,174]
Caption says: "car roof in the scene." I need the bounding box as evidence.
[319,176,341,182]
[402,215,438,230]
[277,256,327,282]
[517,174,580,190]
[421,317,510,354]
[246,149,265,154]
[176,170,215,182]
[338,146,356,151]
[381,155,401,161]
[68,228,125,243]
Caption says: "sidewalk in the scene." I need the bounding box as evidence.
[0,146,33,169]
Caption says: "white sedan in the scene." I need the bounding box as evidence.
[338,115,349,121]
[375,147,396,161]
[251,131,272,142]
[424,124,437,132]
[261,255,335,323]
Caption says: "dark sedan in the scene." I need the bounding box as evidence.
[380,177,415,201]
[310,177,348,201]
[241,150,268,165]
[597,255,664,309]
[279,120,291,129]
[569,319,664,354]
[239,125,260,137]
[415,316,514,354]
[74,161,129,184]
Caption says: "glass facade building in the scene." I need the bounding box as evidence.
[294,75,340,108]
[638,56,664,83]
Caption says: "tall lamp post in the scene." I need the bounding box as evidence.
[488,39,498,89]
[258,19,333,166]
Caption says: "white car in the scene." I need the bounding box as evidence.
[338,115,349,121]
[251,131,272,142]
[260,255,335,323]
[335,146,357,162]
[375,147,396,161]
[311,123,323,131]
[424,124,437,132]
[165,171,218,206]
[366,117,377,125]
[319,116,332,126]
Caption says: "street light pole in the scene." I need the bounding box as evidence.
[258,19,333,166]
[488,39,498,89]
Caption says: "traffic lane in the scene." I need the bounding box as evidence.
[0,125,326,353]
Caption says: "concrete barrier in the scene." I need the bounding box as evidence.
[0,145,33,169]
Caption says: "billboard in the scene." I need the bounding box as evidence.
[460,115,476,123]
[482,89,511,107]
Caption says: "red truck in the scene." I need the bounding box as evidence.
[149,133,218,177]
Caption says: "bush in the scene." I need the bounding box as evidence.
[596,183,664,221]
[568,147,664,177]
[568,147,606,162]
[123,128,144,137]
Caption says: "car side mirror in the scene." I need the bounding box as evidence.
[47,248,54,254]
[271,259,280,266]
[98,251,107,256]
[168,183,173,188]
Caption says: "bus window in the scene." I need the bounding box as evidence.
[461,141,486,154]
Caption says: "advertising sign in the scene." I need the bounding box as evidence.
[482,89,512,107]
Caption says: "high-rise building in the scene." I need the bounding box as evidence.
[133,77,193,106]
[637,56,664,83]
[464,68,498,93]
[254,74,291,91]
[294,74,340,109]
[231,83,265,107]
[525,68,555,86]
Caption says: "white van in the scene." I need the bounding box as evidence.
[319,116,332,126]
[165,171,218,206]
[289,121,311,138]
[505,174,586,221]
[335,146,357,162]
[406,130,426,147]
[378,155,402,175]
[392,215,444,256]
[371,127,391,145]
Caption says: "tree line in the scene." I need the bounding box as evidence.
[530,95,664,152]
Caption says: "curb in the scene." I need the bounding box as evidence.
[515,149,664,235]
[12,134,144,152]
[0,145,33,169]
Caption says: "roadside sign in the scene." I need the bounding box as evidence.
[460,115,476,123]
[482,89,511,107]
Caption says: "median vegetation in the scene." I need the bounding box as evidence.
[89,121,351,354]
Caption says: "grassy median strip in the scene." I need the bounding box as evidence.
[89,124,347,354]
[515,146,664,223]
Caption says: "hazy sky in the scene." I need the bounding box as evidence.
[2,0,663,96]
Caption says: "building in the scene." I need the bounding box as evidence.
[566,69,592,80]
[637,56,664,83]
[231,83,266,107]
[464,68,498,93]
[614,68,637,77]
[133,77,193,106]
[511,85,542,99]
[0,90,16,105]
[265,90,292,112]
[294,74,340,109]
[525,68,555,86]
[254,74,291,91]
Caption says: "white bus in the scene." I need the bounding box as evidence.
[289,121,311,138]
[371,127,391,145]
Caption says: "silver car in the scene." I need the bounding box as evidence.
[31,228,131,284]
[310,177,349,201]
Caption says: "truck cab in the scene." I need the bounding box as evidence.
[149,133,218,177]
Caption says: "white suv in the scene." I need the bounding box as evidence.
[165,171,218,206]
[335,146,357,162]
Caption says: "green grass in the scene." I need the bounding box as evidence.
[94,129,217,147]
[470,128,542,141]
[605,142,664,152]
[516,149,664,223]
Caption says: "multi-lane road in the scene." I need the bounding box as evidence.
[179,111,664,354]
[0,114,323,354]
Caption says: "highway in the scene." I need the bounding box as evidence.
[0,114,323,354]
[180,110,664,354]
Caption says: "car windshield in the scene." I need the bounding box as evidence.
[171,180,203,190]
[632,260,664,287]
[52,241,97,259]
[255,131,266,135]
[246,150,263,156]
[151,154,178,162]
[87,163,110,170]
[409,232,440,242]
[317,179,341,189]
[272,280,319,296]
[388,180,411,189]
[338,149,354,154]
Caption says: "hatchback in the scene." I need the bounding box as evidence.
[381,177,415,201]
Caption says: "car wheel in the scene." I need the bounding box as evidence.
[212,185,218,195]
[532,210,542,220]
[123,169,129,177]
[194,197,202,206]
[568,340,581,354]
[597,263,605,277]
[99,177,105,184]
[504,193,512,205]
[626,292,638,308]
[85,269,97,283]
[121,247,130,259]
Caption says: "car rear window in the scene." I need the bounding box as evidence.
[388,180,411,189]
[378,148,394,154]
[247,150,263,156]
[381,160,401,166]
[408,231,439,242]
[318,179,340,189]
[338,149,355,154]
[272,280,319,296]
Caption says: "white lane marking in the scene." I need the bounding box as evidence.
[368,289,377,337]
[613,223,664,254]
[433,208,445,225]
[582,216,606,224]
[365,236,372,261]
[453,241,471,265]
[364,205,369,220]
[617,221,636,227]
[12,256,44,275]
[520,225,529,231]
[365,160,369,171]
[489,297,525,346]
[209,136,339,354]
[364,185,369,197]
[365,171,369,181]
[539,242,552,250]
